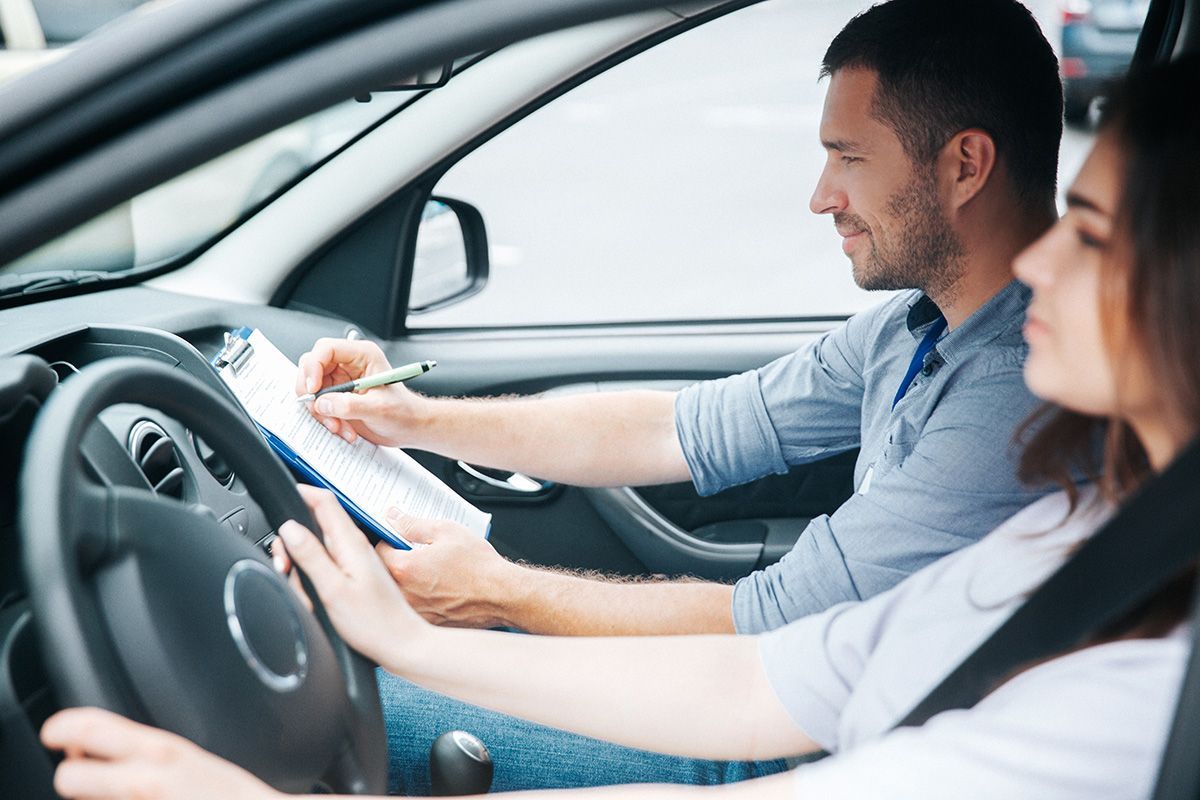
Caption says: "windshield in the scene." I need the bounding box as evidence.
[1,94,410,284]
[0,0,449,289]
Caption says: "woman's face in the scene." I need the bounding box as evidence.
[1013,134,1126,417]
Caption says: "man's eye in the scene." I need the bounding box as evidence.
[841,155,861,165]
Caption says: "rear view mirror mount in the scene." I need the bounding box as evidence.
[355,64,453,102]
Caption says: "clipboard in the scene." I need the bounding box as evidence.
[211,327,490,549]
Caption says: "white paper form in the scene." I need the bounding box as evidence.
[217,329,490,545]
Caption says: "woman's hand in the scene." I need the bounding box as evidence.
[295,338,431,446]
[42,707,278,800]
[277,485,432,672]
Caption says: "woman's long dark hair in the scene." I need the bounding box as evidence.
[1018,56,1200,640]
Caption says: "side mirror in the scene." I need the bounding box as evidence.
[408,196,488,314]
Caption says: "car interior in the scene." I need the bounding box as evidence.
[0,0,1197,795]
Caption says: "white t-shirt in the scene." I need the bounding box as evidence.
[760,488,1190,799]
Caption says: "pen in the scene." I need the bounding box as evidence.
[297,360,437,403]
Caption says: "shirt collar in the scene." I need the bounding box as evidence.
[904,280,1031,364]
[905,293,944,336]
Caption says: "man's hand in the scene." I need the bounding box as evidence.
[296,337,430,446]
[379,510,522,629]
[41,707,278,800]
[275,485,431,670]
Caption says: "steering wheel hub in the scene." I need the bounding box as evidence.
[224,559,309,693]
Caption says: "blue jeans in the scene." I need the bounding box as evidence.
[377,668,789,795]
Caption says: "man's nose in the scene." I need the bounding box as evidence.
[810,167,846,215]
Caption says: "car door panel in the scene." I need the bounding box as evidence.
[372,341,856,580]
[526,380,857,578]
[406,449,652,575]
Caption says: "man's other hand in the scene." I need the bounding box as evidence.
[379,510,521,629]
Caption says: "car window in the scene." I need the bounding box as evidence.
[408,0,1124,329]
[30,0,148,44]
[1,96,410,280]
[0,0,150,86]
[0,42,490,289]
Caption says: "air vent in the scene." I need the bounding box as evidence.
[191,432,235,488]
[127,420,185,499]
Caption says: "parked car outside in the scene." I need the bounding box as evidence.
[1060,0,1151,123]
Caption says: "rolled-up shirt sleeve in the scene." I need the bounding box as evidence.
[733,365,1043,633]
[674,369,789,497]
[675,318,868,497]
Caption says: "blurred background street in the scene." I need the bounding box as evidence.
[419,0,1106,327]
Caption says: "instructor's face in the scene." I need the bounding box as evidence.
[810,68,962,293]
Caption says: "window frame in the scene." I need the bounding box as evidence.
[386,1,771,336]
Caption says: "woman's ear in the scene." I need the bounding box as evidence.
[943,128,997,210]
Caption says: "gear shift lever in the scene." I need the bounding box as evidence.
[430,730,493,796]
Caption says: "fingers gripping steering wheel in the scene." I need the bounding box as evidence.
[18,359,387,793]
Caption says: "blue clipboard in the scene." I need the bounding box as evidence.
[210,327,430,550]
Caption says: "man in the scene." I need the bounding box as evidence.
[295,0,1064,790]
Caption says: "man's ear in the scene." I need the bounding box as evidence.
[941,128,997,210]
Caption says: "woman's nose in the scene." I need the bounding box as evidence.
[1013,223,1061,288]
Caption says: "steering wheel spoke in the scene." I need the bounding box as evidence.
[70,480,124,574]
[76,486,222,574]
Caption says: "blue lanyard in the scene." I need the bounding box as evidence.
[892,317,947,409]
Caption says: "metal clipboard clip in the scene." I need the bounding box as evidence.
[213,329,255,374]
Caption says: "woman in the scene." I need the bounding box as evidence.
[39,57,1200,799]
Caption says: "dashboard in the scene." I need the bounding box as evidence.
[2,323,278,602]
[0,288,364,789]
[0,285,370,577]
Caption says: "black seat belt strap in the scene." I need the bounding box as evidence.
[895,437,1200,729]
[1149,585,1200,800]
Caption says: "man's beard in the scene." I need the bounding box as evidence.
[838,168,966,300]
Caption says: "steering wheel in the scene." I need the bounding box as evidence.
[18,358,387,793]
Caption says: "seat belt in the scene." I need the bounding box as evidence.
[1148,588,1200,800]
[893,437,1200,732]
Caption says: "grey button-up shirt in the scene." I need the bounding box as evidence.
[674,280,1049,634]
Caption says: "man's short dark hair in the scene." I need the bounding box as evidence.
[822,0,1063,208]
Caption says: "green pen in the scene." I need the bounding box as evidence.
[297,360,437,403]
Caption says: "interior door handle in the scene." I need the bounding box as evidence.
[581,486,761,580]
[455,461,552,494]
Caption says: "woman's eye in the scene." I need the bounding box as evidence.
[1076,230,1107,249]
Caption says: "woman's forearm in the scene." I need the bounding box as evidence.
[386,626,815,763]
